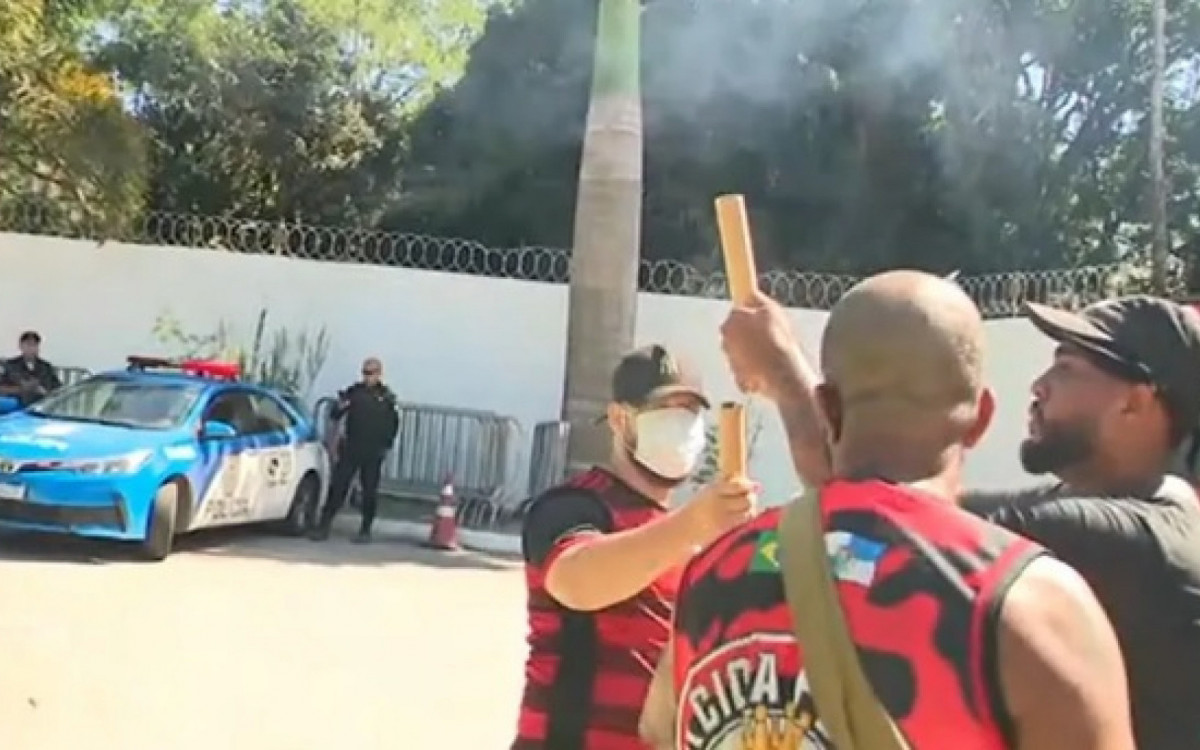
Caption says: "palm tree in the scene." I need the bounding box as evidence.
[561,0,643,469]
[1149,0,1168,293]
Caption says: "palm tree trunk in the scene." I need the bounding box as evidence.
[561,0,643,470]
[1149,0,1168,294]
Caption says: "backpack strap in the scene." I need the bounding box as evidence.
[778,489,910,750]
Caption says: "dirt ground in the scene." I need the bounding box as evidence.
[0,523,527,750]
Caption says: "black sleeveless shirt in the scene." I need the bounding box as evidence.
[966,477,1200,750]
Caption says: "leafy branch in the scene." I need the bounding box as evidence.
[151,307,331,399]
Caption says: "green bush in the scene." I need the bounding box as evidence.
[151,308,331,400]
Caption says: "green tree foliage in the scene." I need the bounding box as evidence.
[394,0,597,243]
[153,308,331,398]
[89,0,487,223]
[92,0,399,223]
[405,0,1200,277]
[5,0,1198,280]
[297,0,492,107]
[0,0,145,233]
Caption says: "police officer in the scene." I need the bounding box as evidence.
[0,331,61,406]
[310,357,400,543]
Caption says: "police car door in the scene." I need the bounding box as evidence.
[244,391,301,521]
[194,389,266,528]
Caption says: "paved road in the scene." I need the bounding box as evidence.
[0,523,526,750]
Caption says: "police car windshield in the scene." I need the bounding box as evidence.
[27,376,203,429]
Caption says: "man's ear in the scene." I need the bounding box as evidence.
[1124,382,1161,419]
[606,402,626,434]
[963,387,995,448]
[814,383,842,444]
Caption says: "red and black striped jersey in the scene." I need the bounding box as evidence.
[514,467,681,750]
[670,480,1043,750]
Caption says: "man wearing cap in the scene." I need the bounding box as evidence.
[512,345,757,750]
[0,331,61,407]
[720,292,1200,750]
[1013,297,1200,495]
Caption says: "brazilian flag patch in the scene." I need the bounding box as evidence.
[749,529,780,573]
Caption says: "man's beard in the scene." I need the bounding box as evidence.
[1019,418,1097,475]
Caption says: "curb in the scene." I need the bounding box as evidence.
[334,515,521,557]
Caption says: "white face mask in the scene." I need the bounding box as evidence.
[631,407,706,481]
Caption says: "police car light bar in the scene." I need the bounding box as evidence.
[126,355,175,371]
[183,360,240,380]
[125,356,241,381]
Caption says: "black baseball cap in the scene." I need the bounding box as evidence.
[18,331,40,344]
[1024,296,1200,440]
[611,344,710,410]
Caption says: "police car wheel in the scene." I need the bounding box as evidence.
[280,473,319,536]
[141,482,178,561]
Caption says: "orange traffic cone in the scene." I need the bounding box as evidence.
[425,478,459,551]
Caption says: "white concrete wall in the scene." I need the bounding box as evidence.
[0,233,1052,502]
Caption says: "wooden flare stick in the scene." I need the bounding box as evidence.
[714,194,760,305]
[715,194,759,469]
[718,402,747,480]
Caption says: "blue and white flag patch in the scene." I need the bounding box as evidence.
[824,531,888,586]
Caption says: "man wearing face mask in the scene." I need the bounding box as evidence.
[719,291,1200,750]
[513,345,757,750]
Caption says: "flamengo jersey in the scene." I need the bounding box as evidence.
[515,468,680,750]
[670,480,1044,750]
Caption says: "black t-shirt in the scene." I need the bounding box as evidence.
[964,480,1200,750]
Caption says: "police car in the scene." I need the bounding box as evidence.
[0,356,330,560]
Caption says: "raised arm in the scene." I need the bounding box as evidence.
[525,480,753,612]
[720,291,832,487]
[769,352,833,488]
[998,556,1135,750]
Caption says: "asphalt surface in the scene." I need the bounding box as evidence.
[0,522,526,750]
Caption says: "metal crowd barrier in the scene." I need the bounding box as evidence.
[54,366,92,386]
[473,419,573,533]
[382,402,522,507]
[528,420,570,497]
[314,396,522,513]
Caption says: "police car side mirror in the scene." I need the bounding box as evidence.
[200,420,238,440]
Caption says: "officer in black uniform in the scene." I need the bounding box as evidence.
[310,357,399,543]
[0,331,61,406]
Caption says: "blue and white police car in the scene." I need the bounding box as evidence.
[0,356,330,560]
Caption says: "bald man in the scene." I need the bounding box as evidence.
[311,357,399,542]
[722,288,1200,749]
[639,272,1132,750]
